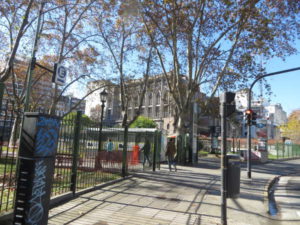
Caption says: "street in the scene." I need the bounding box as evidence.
[48,158,300,225]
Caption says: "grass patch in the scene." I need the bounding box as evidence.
[0,161,16,176]
[198,150,209,156]
[268,154,277,160]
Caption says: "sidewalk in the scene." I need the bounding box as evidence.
[274,175,300,223]
[48,158,300,225]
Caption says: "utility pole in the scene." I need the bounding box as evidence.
[24,1,45,112]
[246,67,300,179]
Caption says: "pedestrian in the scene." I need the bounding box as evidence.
[140,138,151,167]
[131,142,140,165]
[106,139,114,163]
[165,138,177,171]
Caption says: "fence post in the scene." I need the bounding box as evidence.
[157,131,161,170]
[13,113,60,225]
[0,82,4,110]
[152,131,158,172]
[70,111,82,195]
[122,125,129,177]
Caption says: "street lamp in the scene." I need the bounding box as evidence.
[95,89,107,169]
[98,89,108,152]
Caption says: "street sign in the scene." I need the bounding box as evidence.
[52,63,67,85]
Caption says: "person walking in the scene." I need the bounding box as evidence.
[140,138,152,167]
[131,143,140,165]
[165,138,177,171]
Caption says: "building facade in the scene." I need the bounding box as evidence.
[85,76,201,161]
[85,76,185,133]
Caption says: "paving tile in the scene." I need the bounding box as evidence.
[154,210,178,221]
[49,160,300,225]
[136,207,160,218]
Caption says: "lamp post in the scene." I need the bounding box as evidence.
[98,89,108,152]
[95,89,107,169]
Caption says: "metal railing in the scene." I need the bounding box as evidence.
[0,109,161,215]
[268,143,300,160]
[0,100,21,213]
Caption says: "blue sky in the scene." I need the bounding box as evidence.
[256,40,300,116]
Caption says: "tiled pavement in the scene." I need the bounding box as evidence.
[48,158,300,225]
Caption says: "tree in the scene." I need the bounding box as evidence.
[129,116,157,128]
[0,0,37,107]
[63,111,92,126]
[139,0,300,136]
[37,0,98,114]
[280,110,300,143]
[92,0,153,128]
[0,0,36,82]
[91,0,155,174]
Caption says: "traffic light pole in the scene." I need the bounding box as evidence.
[220,92,235,225]
[220,101,227,225]
[247,67,300,179]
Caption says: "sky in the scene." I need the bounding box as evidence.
[256,40,300,116]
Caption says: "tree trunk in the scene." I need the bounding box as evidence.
[175,109,191,164]
[9,115,21,149]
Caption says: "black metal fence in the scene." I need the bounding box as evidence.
[0,100,21,213]
[0,108,161,215]
[52,112,161,196]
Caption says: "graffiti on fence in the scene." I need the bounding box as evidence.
[26,160,47,225]
[36,116,60,157]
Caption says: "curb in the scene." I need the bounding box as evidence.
[263,175,280,212]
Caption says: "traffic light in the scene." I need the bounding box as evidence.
[220,92,236,117]
[245,109,253,125]
[252,112,257,125]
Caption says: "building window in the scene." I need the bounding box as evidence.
[141,108,145,115]
[107,109,111,119]
[127,109,131,119]
[148,93,152,106]
[107,97,112,108]
[155,106,160,118]
[156,92,161,105]
[163,79,167,86]
[148,107,152,117]
[163,105,169,117]
[134,97,138,107]
[163,92,168,104]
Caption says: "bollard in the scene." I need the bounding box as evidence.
[13,113,60,225]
